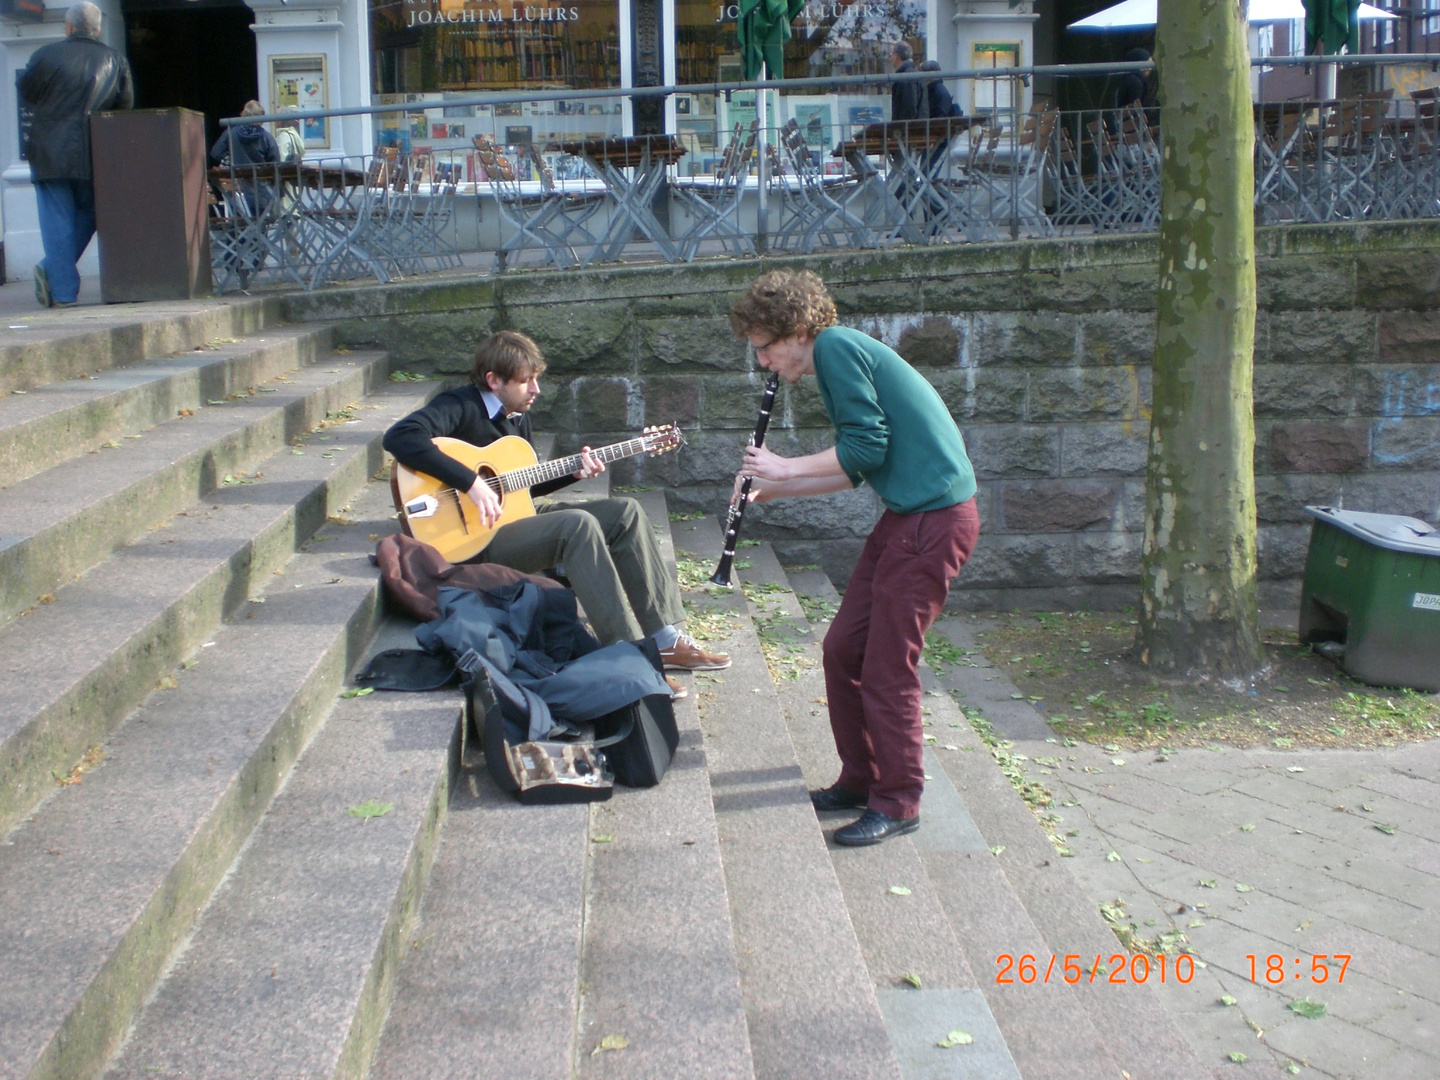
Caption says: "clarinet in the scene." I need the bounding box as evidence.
[710,372,780,587]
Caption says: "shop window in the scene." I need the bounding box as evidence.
[370,0,623,155]
[674,0,925,173]
[972,41,1019,116]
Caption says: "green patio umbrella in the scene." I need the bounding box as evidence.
[735,0,802,250]
[736,0,805,81]
[1305,0,1360,55]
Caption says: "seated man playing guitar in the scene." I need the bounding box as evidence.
[383,331,729,696]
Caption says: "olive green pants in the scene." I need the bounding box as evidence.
[480,496,684,646]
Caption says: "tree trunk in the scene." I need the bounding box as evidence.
[1138,0,1265,678]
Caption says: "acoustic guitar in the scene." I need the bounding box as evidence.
[391,425,683,563]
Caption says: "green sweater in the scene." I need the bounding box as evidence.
[813,326,976,514]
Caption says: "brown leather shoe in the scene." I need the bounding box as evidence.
[665,674,688,700]
[659,632,731,671]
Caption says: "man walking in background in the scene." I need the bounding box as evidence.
[19,2,133,308]
[890,42,928,124]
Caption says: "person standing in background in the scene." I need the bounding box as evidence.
[273,108,305,163]
[19,2,133,309]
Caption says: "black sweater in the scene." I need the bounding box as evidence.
[382,384,577,499]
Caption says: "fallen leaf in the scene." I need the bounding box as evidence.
[156,674,178,690]
[348,800,393,821]
[1235,883,1254,893]
[989,845,1006,856]
[592,1034,629,1055]
[1286,766,1306,773]
[936,1030,974,1048]
[901,972,922,989]
[1112,758,1127,766]
[1199,879,1217,888]
[888,885,912,896]
[1106,851,1122,862]
[1220,995,1237,1006]
[1228,1052,1248,1064]
[1289,998,1326,1020]
[592,834,614,843]
[341,687,374,698]
[1375,824,1396,835]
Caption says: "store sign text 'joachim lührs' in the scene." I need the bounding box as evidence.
[402,0,884,26]
[406,6,581,24]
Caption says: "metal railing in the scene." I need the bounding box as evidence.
[207,56,1440,291]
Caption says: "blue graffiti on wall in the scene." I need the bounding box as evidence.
[1372,370,1440,465]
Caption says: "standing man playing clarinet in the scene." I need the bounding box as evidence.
[383,331,729,697]
[728,270,979,846]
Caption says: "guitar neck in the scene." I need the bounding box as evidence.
[498,436,653,492]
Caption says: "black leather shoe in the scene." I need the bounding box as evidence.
[810,784,868,813]
[833,809,920,847]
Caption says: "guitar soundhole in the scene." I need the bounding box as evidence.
[477,465,503,503]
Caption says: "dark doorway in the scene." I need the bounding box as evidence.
[123,0,258,152]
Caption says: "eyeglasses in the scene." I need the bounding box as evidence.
[751,334,782,355]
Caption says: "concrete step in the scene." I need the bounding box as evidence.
[667,516,900,1080]
[0,295,282,395]
[774,551,1212,1079]
[574,489,753,1080]
[923,616,1215,1080]
[0,478,423,1080]
[0,376,438,838]
[0,344,388,626]
[0,321,334,487]
[102,606,462,1080]
[369,489,757,1080]
[733,542,1026,1080]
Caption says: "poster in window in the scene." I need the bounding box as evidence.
[270,54,329,149]
[786,96,837,154]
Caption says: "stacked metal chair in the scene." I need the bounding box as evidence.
[673,121,758,261]
[771,118,874,253]
[477,135,604,272]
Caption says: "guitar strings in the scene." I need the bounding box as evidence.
[434,433,667,501]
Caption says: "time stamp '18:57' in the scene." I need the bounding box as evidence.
[994,953,1351,986]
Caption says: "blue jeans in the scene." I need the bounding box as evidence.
[34,178,96,304]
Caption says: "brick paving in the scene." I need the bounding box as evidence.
[933,613,1439,1080]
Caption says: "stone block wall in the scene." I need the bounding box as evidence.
[284,221,1440,610]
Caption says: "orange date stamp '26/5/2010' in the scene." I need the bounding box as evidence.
[994,953,1352,986]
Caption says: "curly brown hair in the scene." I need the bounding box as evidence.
[729,269,838,342]
[471,330,548,388]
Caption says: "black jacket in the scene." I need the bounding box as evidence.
[926,80,961,120]
[19,33,133,183]
[891,61,929,123]
[209,124,280,169]
[383,384,578,500]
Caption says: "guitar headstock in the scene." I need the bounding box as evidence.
[642,423,684,455]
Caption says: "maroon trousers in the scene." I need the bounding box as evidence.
[822,498,980,820]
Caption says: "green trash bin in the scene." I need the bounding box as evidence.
[1298,506,1440,692]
